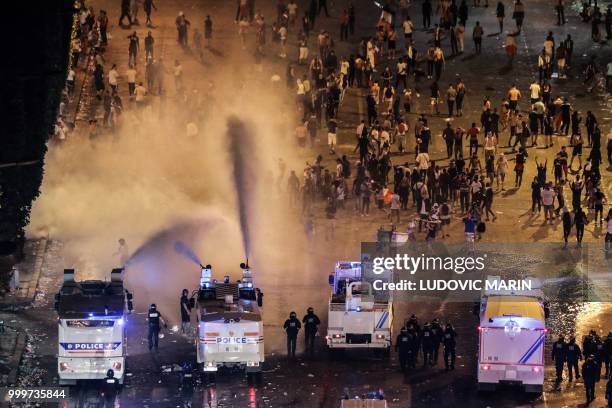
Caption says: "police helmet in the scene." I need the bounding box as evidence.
[107,369,114,378]
[290,311,297,318]
[400,326,407,333]
[150,303,157,309]
[307,307,314,313]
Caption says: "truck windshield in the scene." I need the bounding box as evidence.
[66,320,115,327]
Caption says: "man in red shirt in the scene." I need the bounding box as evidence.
[467,123,480,156]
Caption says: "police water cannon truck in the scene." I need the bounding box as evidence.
[326,261,393,355]
[477,276,549,393]
[194,262,264,379]
[54,268,133,385]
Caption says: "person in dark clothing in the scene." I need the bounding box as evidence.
[458,0,468,25]
[180,289,192,334]
[355,132,371,164]
[442,323,457,370]
[302,307,320,354]
[606,376,612,408]
[552,335,567,382]
[102,369,120,406]
[574,207,588,246]
[582,355,599,404]
[144,31,155,60]
[531,177,542,213]
[318,0,329,17]
[594,336,606,381]
[147,304,167,351]
[421,322,434,366]
[119,0,133,27]
[348,4,356,35]
[366,94,377,125]
[561,207,573,248]
[396,327,412,372]
[422,0,432,28]
[567,336,582,381]
[443,122,454,158]
[144,0,157,27]
[128,32,139,66]
[284,311,301,358]
[604,332,612,378]
[430,319,443,365]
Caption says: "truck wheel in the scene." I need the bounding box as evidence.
[247,372,263,386]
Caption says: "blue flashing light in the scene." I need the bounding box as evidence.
[356,306,362,312]
[247,282,253,288]
[88,313,94,317]
[117,318,124,326]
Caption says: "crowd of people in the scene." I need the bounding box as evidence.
[52,1,612,404]
[266,0,612,251]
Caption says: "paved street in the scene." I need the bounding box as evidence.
[2,0,611,406]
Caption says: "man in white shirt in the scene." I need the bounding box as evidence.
[529,80,541,104]
[67,68,76,95]
[126,64,137,96]
[541,183,556,222]
[396,58,408,91]
[108,64,119,93]
[134,82,147,106]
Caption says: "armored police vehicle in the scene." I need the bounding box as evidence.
[326,261,393,355]
[477,276,548,393]
[54,268,133,385]
[195,262,264,380]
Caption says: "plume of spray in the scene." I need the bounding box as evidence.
[173,241,202,267]
[226,116,256,260]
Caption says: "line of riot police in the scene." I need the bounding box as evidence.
[552,330,612,404]
[395,315,457,372]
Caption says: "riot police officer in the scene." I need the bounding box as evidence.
[567,336,582,382]
[551,335,566,382]
[302,307,320,355]
[283,311,301,358]
[583,330,597,359]
[395,327,412,372]
[147,303,167,351]
[604,332,612,378]
[405,314,421,335]
[442,323,457,371]
[582,354,599,404]
[594,335,605,381]
[102,369,120,407]
[430,318,443,365]
[421,322,434,367]
[407,327,419,368]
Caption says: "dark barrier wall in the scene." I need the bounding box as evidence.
[0,0,74,250]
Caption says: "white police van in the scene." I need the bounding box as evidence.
[54,269,133,385]
[195,263,263,381]
[326,261,393,355]
[477,276,548,393]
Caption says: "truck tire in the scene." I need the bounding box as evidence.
[247,372,263,386]
[524,384,543,394]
